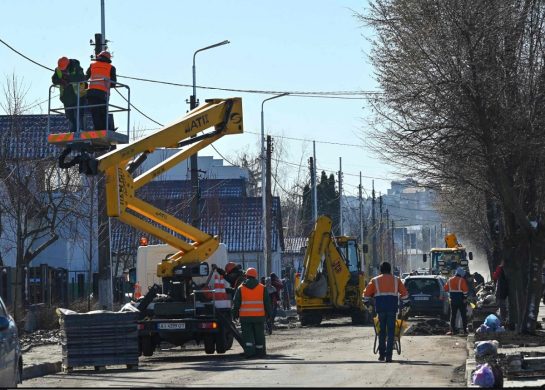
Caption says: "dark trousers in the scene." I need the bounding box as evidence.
[450,300,467,332]
[64,97,86,132]
[87,92,109,130]
[378,311,396,359]
[241,320,266,357]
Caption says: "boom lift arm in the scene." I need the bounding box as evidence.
[87,97,243,278]
[295,215,351,307]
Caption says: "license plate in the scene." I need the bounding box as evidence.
[158,322,186,330]
[414,296,430,301]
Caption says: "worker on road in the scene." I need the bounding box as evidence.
[52,57,87,132]
[213,262,246,296]
[232,268,272,358]
[364,261,409,363]
[444,267,469,335]
[86,50,117,131]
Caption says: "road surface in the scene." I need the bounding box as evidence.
[22,318,467,388]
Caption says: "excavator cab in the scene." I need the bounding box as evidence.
[46,80,131,172]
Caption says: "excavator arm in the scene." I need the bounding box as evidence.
[295,215,351,307]
[90,97,243,278]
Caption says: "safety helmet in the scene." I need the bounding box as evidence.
[98,50,111,60]
[245,267,258,278]
[58,57,69,70]
[225,262,237,274]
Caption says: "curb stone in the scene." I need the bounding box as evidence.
[22,361,62,380]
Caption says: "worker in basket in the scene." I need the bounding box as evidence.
[363,261,409,363]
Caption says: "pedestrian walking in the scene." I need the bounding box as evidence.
[363,261,409,363]
[52,57,87,132]
[85,50,117,131]
[232,268,272,358]
[493,260,509,325]
[444,267,469,335]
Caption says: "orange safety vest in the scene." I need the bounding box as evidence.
[240,283,265,317]
[88,61,113,93]
[446,276,468,294]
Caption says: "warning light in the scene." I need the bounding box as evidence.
[139,237,148,246]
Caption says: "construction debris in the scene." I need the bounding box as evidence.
[20,329,61,351]
[404,318,450,335]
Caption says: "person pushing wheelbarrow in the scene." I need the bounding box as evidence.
[364,261,410,363]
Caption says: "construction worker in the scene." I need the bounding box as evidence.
[52,57,87,132]
[232,267,272,358]
[85,50,116,131]
[213,262,246,296]
[444,267,469,335]
[364,261,409,363]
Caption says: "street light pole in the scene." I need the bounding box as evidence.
[188,40,230,229]
[261,93,289,277]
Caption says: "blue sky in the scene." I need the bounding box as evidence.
[0,0,401,197]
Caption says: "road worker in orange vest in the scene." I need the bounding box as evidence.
[212,262,246,296]
[231,267,272,358]
[444,267,469,335]
[364,261,409,363]
[85,50,117,131]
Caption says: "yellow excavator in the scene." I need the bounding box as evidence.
[49,93,245,356]
[294,215,371,326]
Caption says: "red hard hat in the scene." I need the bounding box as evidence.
[245,268,258,278]
[58,57,69,70]
[98,50,111,59]
[225,262,237,274]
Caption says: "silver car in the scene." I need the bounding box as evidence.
[0,296,22,387]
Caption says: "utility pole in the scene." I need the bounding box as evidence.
[266,136,273,276]
[379,193,383,263]
[401,227,405,271]
[359,172,365,273]
[312,141,318,222]
[385,208,389,262]
[391,220,395,269]
[372,181,377,274]
[338,157,343,236]
[94,8,113,310]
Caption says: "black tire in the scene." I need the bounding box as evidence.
[351,309,369,325]
[140,336,155,357]
[215,328,232,354]
[300,313,322,326]
[394,339,401,355]
[204,334,215,354]
[440,307,450,321]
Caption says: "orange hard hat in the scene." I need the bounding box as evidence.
[98,50,111,59]
[58,57,69,70]
[225,262,237,274]
[245,268,258,278]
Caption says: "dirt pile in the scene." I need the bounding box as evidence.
[404,318,450,335]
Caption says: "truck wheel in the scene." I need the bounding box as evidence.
[204,334,215,354]
[300,313,322,326]
[140,337,155,357]
[351,309,368,325]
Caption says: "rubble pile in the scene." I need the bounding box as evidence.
[404,318,450,335]
[20,329,61,350]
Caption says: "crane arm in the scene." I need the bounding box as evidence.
[94,97,243,277]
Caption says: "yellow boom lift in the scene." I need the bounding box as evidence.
[48,88,244,356]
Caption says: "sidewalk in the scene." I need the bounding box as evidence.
[21,343,62,380]
[466,301,545,387]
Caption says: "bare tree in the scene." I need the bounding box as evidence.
[0,75,83,320]
[361,0,545,332]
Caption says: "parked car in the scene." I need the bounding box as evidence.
[0,296,22,388]
[403,275,450,320]
[401,272,411,281]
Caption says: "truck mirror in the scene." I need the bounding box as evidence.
[199,262,209,276]
[362,244,369,254]
[423,254,427,263]
[469,252,473,260]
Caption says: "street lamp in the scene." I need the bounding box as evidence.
[188,40,230,229]
[261,92,289,277]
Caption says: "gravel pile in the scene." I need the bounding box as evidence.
[20,329,61,351]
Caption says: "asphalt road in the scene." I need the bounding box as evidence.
[22,318,467,388]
